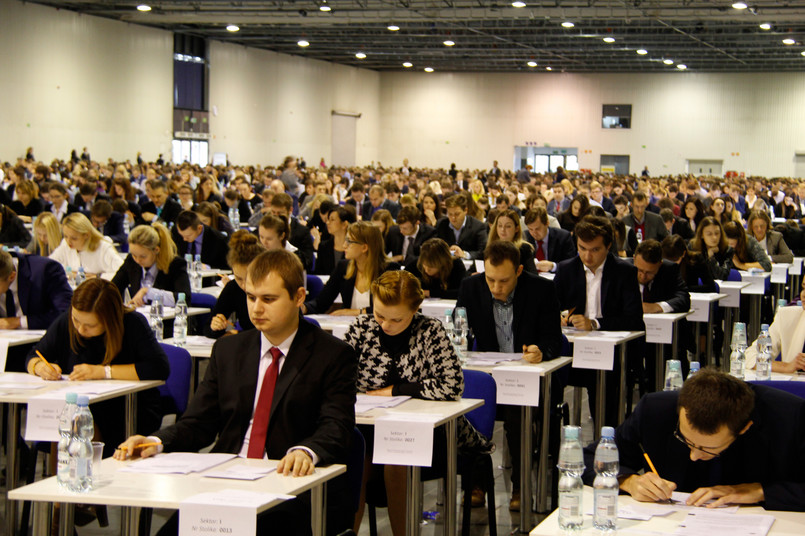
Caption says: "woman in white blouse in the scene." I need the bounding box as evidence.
[50,212,124,280]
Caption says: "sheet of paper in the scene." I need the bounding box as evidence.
[372,413,440,467]
[790,258,804,276]
[585,502,678,521]
[675,509,775,536]
[355,394,411,414]
[688,298,711,323]
[491,366,540,406]
[474,259,485,273]
[465,351,520,364]
[644,315,674,344]
[120,452,236,474]
[183,335,216,346]
[203,464,276,481]
[180,489,292,536]
[669,492,739,513]
[24,396,65,441]
[771,263,789,284]
[572,337,615,371]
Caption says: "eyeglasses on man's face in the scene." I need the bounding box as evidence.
[673,421,736,458]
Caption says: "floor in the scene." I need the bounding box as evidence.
[1,387,595,536]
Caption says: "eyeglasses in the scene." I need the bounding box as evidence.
[673,422,735,458]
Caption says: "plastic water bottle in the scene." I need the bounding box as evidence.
[65,266,74,289]
[756,323,772,381]
[557,425,585,531]
[777,298,787,313]
[57,392,78,488]
[74,267,86,288]
[67,395,94,492]
[663,360,683,391]
[123,215,130,235]
[593,426,619,532]
[173,292,188,346]
[192,254,203,292]
[730,322,747,380]
[228,206,240,228]
[687,361,700,380]
[636,228,643,243]
[150,296,164,341]
[443,308,455,332]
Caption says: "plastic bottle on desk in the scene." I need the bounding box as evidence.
[557,425,585,531]
[593,426,619,532]
[663,360,683,391]
[65,266,74,289]
[687,361,700,380]
[173,292,188,346]
[730,322,747,380]
[756,323,772,381]
[443,308,454,331]
[636,228,643,243]
[68,395,94,492]
[74,267,86,288]
[57,392,78,488]
[150,296,164,341]
[228,207,240,229]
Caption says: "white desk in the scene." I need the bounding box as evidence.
[0,329,47,347]
[716,280,750,369]
[134,306,210,320]
[197,284,223,298]
[303,314,355,339]
[1,374,164,536]
[530,486,805,535]
[419,298,457,320]
[198,268,232,279]
[739,270,772,341]
[466,355,572,530]
[356,397,482,536]
[688,293,729,368]
[10,457,346,536]
[644,311,693,392]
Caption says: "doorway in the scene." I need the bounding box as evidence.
[331,112,359,167]
[513,147,578,174]
[600,155,630,175]
[687,159,723,177]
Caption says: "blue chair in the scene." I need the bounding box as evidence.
[307,275,324,300]
[304,316,321,328]
[158,343,192,417]
[190,292,218,334]
[748,380,805,399]
[727,269,742,282]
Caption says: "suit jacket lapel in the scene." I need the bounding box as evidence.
[18,257,30,313]
[239,331,263,432]
[269,321,311,423]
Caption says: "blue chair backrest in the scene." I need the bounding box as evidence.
[304,316,321,327]
[306,275,324,300]
[462,369,497,439]
[190,292,218,308]
[347,427,366,513]
[727,269,742,282]
[157,343,192,416]
[748,380,805,399]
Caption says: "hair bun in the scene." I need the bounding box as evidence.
[229,229,259,248]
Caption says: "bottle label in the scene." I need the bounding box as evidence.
[594,492,617,518]
[559,493,580,517]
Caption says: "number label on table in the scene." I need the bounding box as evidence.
[372,414,440,467]
[491,366,541,406]
[644,315,674,344]
[572,337,615,371]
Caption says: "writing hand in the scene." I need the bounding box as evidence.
[621,473,676,502]
[687,483,764,508]
[114,435,159,460]
[33,360,62,381]
[568,314,593,331]
[210,313,229,332]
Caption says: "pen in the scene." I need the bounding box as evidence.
[117,442,161,451]
[35,350,58,374]
[638,442,660,477]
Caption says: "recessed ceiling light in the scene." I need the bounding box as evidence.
[387,24,400,31]
[298,40,310,47]
[226,25,240,32]
[801,51,805,56]
[136,4,151,12]
[355,52,366,59]
[511,1,526,7]
[320,5,331,11]
[561,22,575,28]
[603,37,615,43]
[443,40,455,46]
[677,64,687,70]
[402,62,413,67]
[759,23,772,30]
[636,49,648,55]
[527,61,538,67]
[424,67,434,72]
[783,38,796,45]
[732,2,748,9]
[663,59,674,65]
[546,66,552,71]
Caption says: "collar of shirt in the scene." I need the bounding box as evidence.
[51,202,67,220]
[493,286,516,306]
[259,329,297,369]
[583,262,605,279]
[141,263,159,288]
[449,216,467,236]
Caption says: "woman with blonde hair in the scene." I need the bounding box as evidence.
[487,209,537,273]
[370,209,394,240]
[50,212,124,279]
[302,221,397,315]
[28,211,62,255]
[112,223,190,307]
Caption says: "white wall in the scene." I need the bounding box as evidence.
[0,1,173,163]
[378,71,805,177]
[208,41,380,168]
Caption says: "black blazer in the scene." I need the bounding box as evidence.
[384,224,437,260]
[204,279,255,338]
[583,387,805,512]
[44,202,80,222]
[554,254,645,332]
[304,259,399,314]
[525,227,577,265]
[0,211,32,248]
[680,253,717,293]
[312,237,343,276]
[435,215,488,260]
[171,224,230,269]
[456,271,562,361]
[99,211,126,244]
[344,197,373,219]
[10,198,44,219]
[73,193,111,215]
[14,254,73,329]
[289,218,315,271]
[643,260,691,313]
[406,257,467,299]
[142,197,182,225]
[670,217,695,241]
[111,255,191,303]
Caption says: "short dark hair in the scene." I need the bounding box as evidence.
[678,368,754,436]
[90,200,113,219]
[661,234,687,262]
[327,205,357,224]
[632,191,649,203]
[635,239,663,264]
[524,207,548,226]
[396,205,420,225]
[444,194,468,210]
[176,210,202,231]
[270,193,293,211]
[48,182,69,196]
[247,249,305,299]
[483,240,520,269]
[574,215,613,246]
[659,208,675,223]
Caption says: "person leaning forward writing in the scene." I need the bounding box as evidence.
[115,249,358,536]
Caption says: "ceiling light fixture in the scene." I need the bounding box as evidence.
[663,59,674,65]
[355,52,367,59]
[801,51,805,56]
[561,22,575,28]
[402,62,413,67]
[387,24,400,31]
[443,40,455,46]
[731,2,748,9]
[677,64,687,70]
[136,4,151,11]
[298,40,310,47]
[783,38,796,45]
[636,49,648,55]
[759,23,771,30]
[511,1,526,7]
[320,5,331,11]
[603,37,615,43]
[527,61,537,67]
[424,67,434,72]
[546,66,552,71]
[226,24,240,32]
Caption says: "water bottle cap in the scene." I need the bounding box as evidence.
[78,267,85,273]
[601,426,615,439]
[690,361,700,371]
[669,359,681,371]
[76,395,90,406]
[760,324,769,331]
[66,266,72,272]
[184,254,192,261]
[778,299,788,307]
[194,254,201,261]
[178,292,186,301]
[445,308,453,316]
[65,392,77,404]
[563,425,580,440]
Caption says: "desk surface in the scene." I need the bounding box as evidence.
[464,354,572,374]
[9,457,345,513]
[0,373,163,404]
[0,329,46,347]
[562,328,645,345]
[134,306,210,320]
[529,487,805,535]
[355,397,482,427]
[163,336,216,358]
[690,292,729,303]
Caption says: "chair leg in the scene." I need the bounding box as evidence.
[368,504,378,536]
[484,457,497,536]
[139,507,153,536]
[461,470,472,536]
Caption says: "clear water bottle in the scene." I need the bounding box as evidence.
[663,360,683,391]
[65,266,74,289]
[228,206,240,228]
[57,392,78,488]
[756,323,772,381]
[687,361,700,380]
[150,296,164,341]
[593,426,619,532]
[730,322,747,380]
[557,425,585,531]
[636,228,643,243]
[192,254,203,292]
[173,292,188,346]
[68,395,94,492]
[74,267,86,288]
[123,214,130,235]
[443,308,455,331]
[777,298,787,313]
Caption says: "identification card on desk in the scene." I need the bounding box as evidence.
[491,366,540,406]
[180,488,293,536]
[644,315,674,344]
[372,413,441,467]
[572,337,615,370]
[24,395,65,441]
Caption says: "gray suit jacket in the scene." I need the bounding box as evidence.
[765,230,794,263]
[621,211,668,242]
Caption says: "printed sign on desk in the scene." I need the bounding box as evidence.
[572,337,615,371]
[373,413,441,467]
[717,284,741,308]
[24,396,65,442]
[180,488,291,536]
[491,366,540,406]
[791,258,804,276]
[644,315,674,344]
[771,264,789,284]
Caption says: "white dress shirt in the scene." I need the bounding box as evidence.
[584,262,604,329]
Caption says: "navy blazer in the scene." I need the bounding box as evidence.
[99,211,126,244]
[384,224,437,260]
[435,215,488,260]
[111,255,191,303]
[14,254,73,329]
[525,227,577,265]
[171,224,230,269]
[643,260,691,313]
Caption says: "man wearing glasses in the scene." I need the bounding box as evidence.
[583,368,805,511]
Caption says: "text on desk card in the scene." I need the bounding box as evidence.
[688,298,710,323]
[572,337,615,371]
[372,414,441,467]
[180,489,293,536]
[771,264,789,284]
[644,315,674,344]
[491,366,540,406]
[24,396,65,442]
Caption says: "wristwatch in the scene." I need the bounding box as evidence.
[104,365,112,379]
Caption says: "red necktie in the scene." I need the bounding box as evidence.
[246,347,282,459]
[536,240,545,261]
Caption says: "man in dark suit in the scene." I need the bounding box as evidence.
[172,210,230,269]
[344,182,372,220]
[659,209,694,241]
[385,206,436,264]
[141,179,182,225]
[547,184,570,216]
[116,249,357,535]
[367,184,400,219]
[268,193,315,271]
[584,369,805,512]
[44,182,80,223]
[435,194,488,260]
[554,215,644,426]
[456,241,562,510]
[90,200,126,244]
[524,208,576,272]
[73,181,111,215]
[621,191,667,242]
[590,180,617,215]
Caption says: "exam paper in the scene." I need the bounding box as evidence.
[203,464,277,481]
[465,351,521,365]
[669,492,740,513]
[120,453,236,474]
[675,509,775,536]
[355,394,410,414]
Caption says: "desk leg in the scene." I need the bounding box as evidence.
[618,344,627,426]
[536,375,552,515]
[705,304,715,368]
[190,357,198,397]
[32,501,50,536]
[58,503,74,536]
[722,308,734,372]
[594,371,605,440]
[748,295,761,343]
[6,402,19,536]
[122,394,140,536]
[444,418,457,536]
[311,482,327,536]
[655,345,664,393]
[572,387,582,426]
[405,466,421,536]
[519,405,533,533]
[124,393,138,437]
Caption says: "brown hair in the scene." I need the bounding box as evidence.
[574,215,613,246]
[247,249,304,299]
[396,205,420,225]
[723,221,751,263]
[746,210,772,237]
[345,221,387,281]
[258,214,290,247]
[690,216,728,255]
[194,202,222,231]
[270,192,293,211]
[417,238,454,289]
[487,209,527,249]
[483,240,521,268]
[443,193,468,210]
[635,239,663,264]
[69,279,131,365]
[370,209,394,238]
[371,269,425,311]
[226,230,265,268]
[524,207,548,226]
[678,368,754,436]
